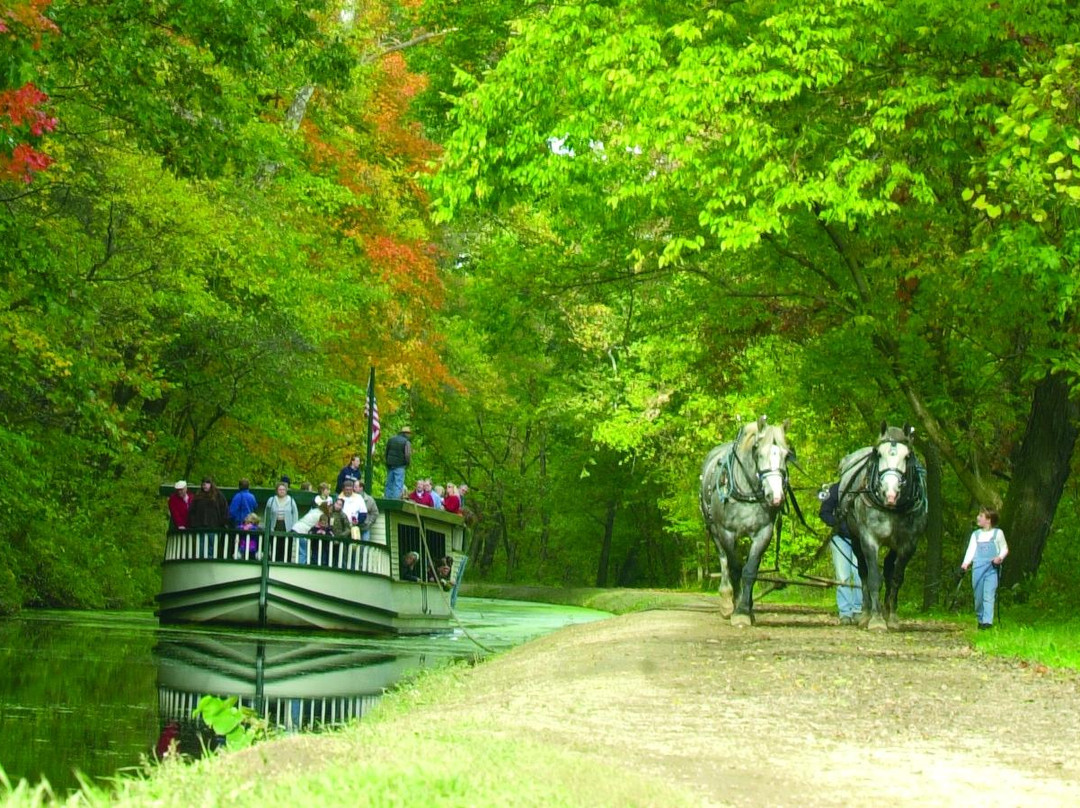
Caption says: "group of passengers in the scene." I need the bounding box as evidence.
[167,474,380,564]
[406,479,467,514]
[167,448,468,580]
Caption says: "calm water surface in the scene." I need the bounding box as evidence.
[0,598,609,791]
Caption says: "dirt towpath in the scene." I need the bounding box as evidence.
[431,604,1080,807]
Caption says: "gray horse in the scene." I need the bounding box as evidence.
[699,417,792,626]
[838,423,928,631]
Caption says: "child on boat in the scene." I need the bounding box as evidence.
[237,513,261,557]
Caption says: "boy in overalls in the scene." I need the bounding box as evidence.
[960,508,1009,629]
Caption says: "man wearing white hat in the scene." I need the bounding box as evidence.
[168,480,191,530]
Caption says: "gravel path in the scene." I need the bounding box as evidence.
[436,604,1080,807]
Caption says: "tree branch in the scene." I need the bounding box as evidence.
[359,29,458,65]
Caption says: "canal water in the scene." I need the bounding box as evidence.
[0,598,609,791]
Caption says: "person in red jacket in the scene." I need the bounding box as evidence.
[442,483,462,514]
[168,480,191,530]
[407,479,434,507]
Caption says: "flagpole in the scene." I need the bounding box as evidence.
[364,366,376,493]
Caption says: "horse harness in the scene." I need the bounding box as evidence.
[708,426,789,506]
[839,437,927,515]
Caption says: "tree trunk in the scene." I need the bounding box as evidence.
[921,442,945,610]
[595,499,616,587]
[616,545,638,586]
[1000,372,1079,589]
[480,518,501,573]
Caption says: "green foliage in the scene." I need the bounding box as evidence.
[0,558,20,616]
[192,695,273,752]
[426,0,1080,587]
[0,0,454,609]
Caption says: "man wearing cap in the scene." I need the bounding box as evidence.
[384,426,412,499]
[168,481,191,530]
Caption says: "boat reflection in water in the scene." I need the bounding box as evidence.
[155,634,432,754]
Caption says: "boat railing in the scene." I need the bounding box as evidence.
[163,530,391,577]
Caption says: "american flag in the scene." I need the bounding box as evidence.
[365,391,380,449]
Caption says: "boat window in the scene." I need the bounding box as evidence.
[397,524,447,569]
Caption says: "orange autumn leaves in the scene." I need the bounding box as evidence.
[300,35,452,397]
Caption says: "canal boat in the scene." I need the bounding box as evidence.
[156,488,468,635]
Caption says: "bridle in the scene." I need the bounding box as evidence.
[842,436,923,513]
[874,437,910,494]
[728,428,790,504]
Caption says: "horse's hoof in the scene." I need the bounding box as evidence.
[730,613,753,628]
[867,617,888,632]
[886,615,901,631]
[857,614,871,629]
[717,600,735,619]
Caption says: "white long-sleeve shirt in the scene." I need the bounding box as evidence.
[962,528,1009,567]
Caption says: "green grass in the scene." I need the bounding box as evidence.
[969,620,1080,669]
[460,582,713,614]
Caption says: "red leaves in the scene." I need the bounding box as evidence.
[0,0,58,43]
[364,234,443,305]
[1,83,56,133]
[369,53,436,167]
[0,84,56,182]
[2,141,53,181]
[1,2,59,182]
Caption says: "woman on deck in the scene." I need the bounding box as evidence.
[264,483,298,562]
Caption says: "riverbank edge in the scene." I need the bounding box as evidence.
[0,587,709,808]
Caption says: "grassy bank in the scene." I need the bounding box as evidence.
[458,583,719,614]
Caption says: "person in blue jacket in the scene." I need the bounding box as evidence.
[228,478,257,527]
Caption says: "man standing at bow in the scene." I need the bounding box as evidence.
[384,426,412,499]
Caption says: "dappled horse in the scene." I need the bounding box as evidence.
[699,417,792,626]
[838,423,928,631]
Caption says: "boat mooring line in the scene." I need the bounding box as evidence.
[415,510,495,655]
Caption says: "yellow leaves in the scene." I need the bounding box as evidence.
[562,303,619,354]
[5,319,73,377]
